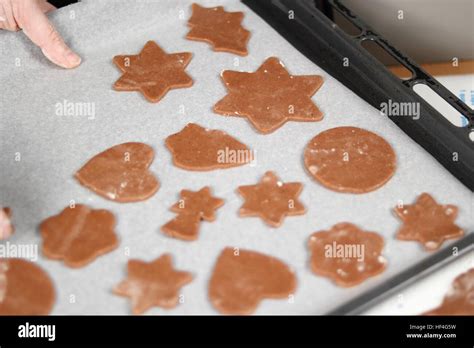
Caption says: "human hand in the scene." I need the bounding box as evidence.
[0,208,13,240]
[0,0,81,68]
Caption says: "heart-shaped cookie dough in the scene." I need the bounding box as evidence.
[75,142,159,203]
[209,247,297,314]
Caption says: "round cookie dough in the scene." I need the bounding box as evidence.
[304,126,396,193]
[0,259,56,315]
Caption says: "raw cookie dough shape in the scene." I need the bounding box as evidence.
[304,126,396,193]
[214,57,324,134]
[424,268,474,315]
[394,193,464,251]
[186,3,250,56]
[113,41,193,103]
[236,171,305,227]
[40,204,119,268]
[308,223,387,287]
[161,187,224,241]
[165,123,253,171]
[114,254,193,314]
[0,207,14,240]
[209,247,297,315]
[0,258,55,315]
[75,142,160,203]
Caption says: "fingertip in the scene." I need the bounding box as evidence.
[41,47,82,69]
[65,50,82,68]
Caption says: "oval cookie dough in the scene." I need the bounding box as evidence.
[304,126,396,193]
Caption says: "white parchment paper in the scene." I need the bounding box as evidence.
[0,0,472,314]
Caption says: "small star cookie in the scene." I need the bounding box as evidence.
[114,254,193,314]
[394,193,464,251]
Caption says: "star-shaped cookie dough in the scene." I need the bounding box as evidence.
[170,187,225,220]
[214,57,324,133]
[186,3,250,56]
[113,41,193,103]
[162,187,224,241]
[114,254,193,314]
[394,193,464,251]
[237,171,305,227]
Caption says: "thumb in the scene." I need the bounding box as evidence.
[14,1,81,69]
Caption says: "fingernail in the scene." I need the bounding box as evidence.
[65,51,81,67]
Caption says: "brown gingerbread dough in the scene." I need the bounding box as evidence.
[308,223,387,287]
[114,254,193,314]
[186,3,250,56]
[113,41,193,103]
[165,123,253,171]
[161,186,224,241]
[304,126,396,193]
[237,171,305,227]
[394,193,464,251]
[75,142,159,203]
[40,204,119,268]
[425,268,474,315]
[214,57,324,134]
[209,247,297,314]
[0,258,55,315]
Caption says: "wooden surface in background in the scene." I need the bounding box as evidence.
[388,60,474,78]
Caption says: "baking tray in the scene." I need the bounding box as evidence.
[244,0,474,190]
[242,0,474,314]
[0,0,472,315]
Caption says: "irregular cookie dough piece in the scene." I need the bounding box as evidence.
[308,223,386,287]
[424,268,474,315]
[75,142,159,203]
[114,254,193,314]
[394,193,464,251]
[186,3,250,56]
[214,57,324,134]
[0,258,55,315]
[237,171,305,227]
[113,41,193,103]
[162,187,224,241]
[209,247,296,315]
[304,126,396,193]
[0,208,14,240]
[40,204,119,268]
[165,123,253,171]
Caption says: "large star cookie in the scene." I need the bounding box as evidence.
[394,193,464,251]
[114,254,193,314]
[186,3,250,56]
[214,57,324,133]
[237,171,305,227]
[113,41,193,103]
